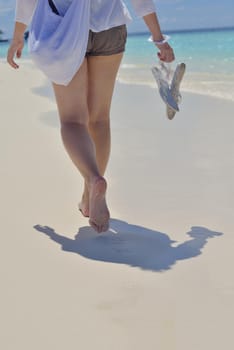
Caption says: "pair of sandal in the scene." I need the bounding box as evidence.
[151,62,186,120]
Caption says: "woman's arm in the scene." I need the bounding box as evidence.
[143,12,174,62]
[7,0,37,69]
[7,22,27,69]
[15,0,38,26]
[130,0,175,62]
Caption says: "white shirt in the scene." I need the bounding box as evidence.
[16,0,156,85]
[15,0,156,31]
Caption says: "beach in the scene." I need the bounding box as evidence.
[1,59,234,349]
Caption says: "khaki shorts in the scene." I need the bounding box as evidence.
[86,25,127,56]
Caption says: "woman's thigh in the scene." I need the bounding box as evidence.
[87,53,123,122]
[52,59,89,124]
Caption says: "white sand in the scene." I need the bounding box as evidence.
[1,60,234,349]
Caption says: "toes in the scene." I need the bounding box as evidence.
[102,222,109,233]
[89,219,109,233]
[89,219,100,232]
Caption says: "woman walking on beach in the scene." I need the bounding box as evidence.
[7,0,175,233]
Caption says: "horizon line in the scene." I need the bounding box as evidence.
[1,25,234,41]
[128,25,234,36]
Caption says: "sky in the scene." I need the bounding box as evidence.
[127,0,234,33]
[0,0,234,37]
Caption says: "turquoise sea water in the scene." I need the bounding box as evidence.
[119,27,234,101]
[1,27,234,101]
[124,28,234,73]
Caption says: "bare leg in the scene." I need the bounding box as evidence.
[79,53,123,217]
[52,59,109,233]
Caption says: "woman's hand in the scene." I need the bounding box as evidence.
[7,37,25,69]
[157,42,175,63]
[142,12,175,63]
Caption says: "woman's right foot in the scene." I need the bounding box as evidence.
[88,177,110,233]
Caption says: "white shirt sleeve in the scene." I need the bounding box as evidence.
[15,0,38,25]
[130,0,156,17]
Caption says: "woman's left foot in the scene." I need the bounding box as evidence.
[78,201,89,217]
[78,190,89,217]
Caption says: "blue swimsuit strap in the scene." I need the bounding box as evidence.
[48,0,59,15]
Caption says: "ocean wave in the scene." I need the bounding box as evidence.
[117,66,234,102]
[121,64,138,69]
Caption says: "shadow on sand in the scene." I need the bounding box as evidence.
[34,218,223,272]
